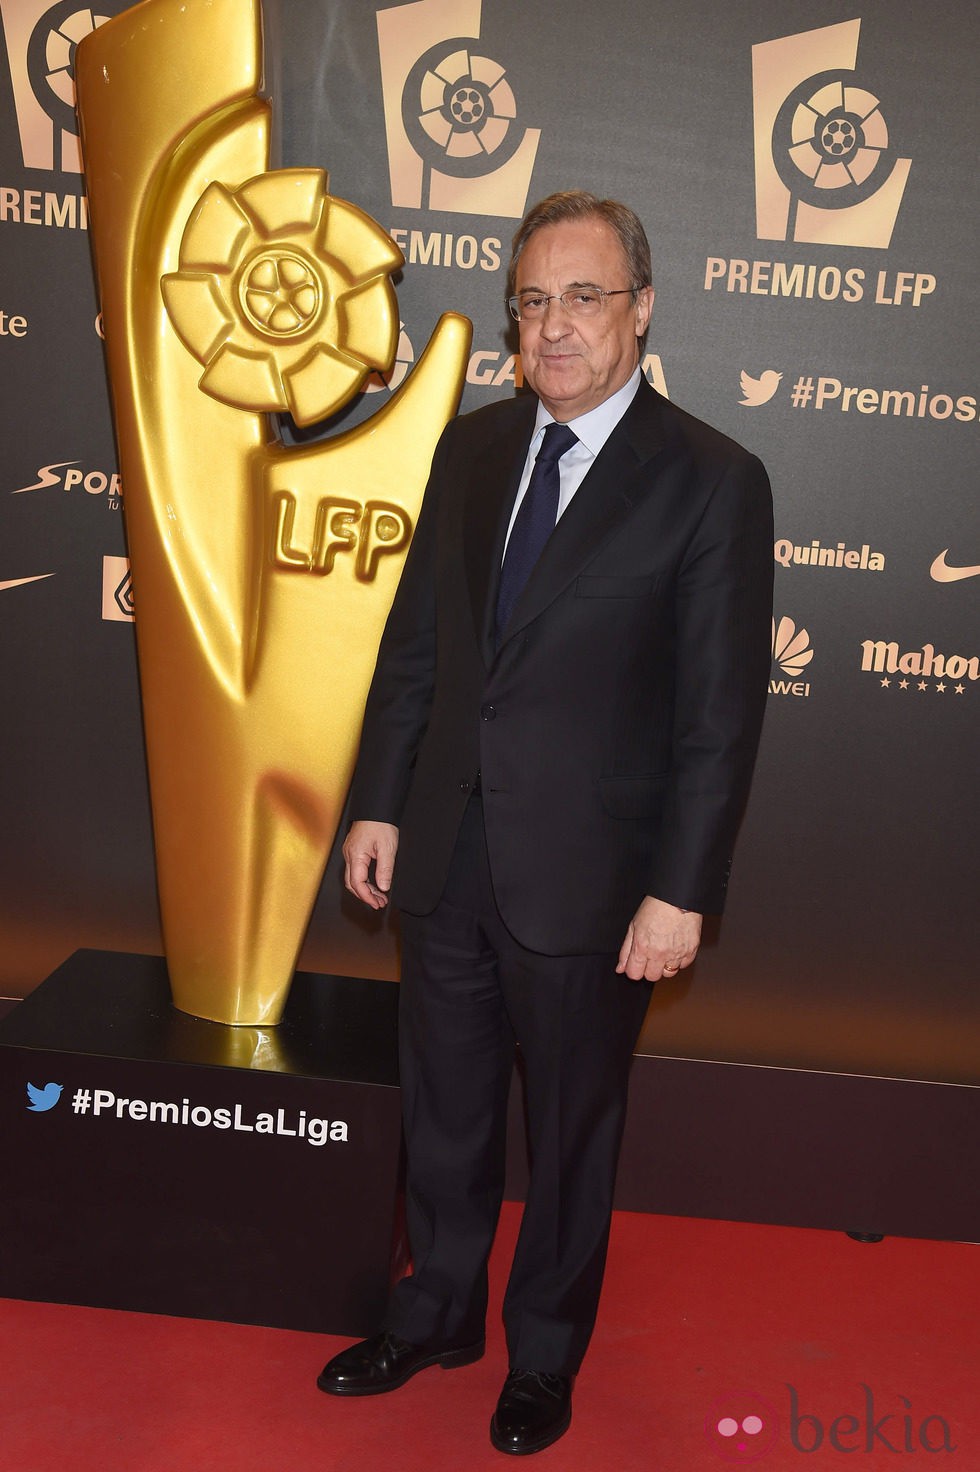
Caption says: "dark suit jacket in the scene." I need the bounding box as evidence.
[349,378,774,955]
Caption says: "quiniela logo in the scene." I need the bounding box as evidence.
[775,537,884,572]
[377,0,541,222]
[770,615,813,697]
[752,19,910,249]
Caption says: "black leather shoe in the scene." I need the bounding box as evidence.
[317,1330,484,1397]
[490,1369,572,1455]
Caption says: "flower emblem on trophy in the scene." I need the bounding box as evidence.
[163,173,402,424]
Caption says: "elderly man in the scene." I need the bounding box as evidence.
[318,191,773,1455]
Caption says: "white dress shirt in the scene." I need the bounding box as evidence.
[502,366,643,556]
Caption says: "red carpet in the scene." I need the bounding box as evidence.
[1,1202,977,1470]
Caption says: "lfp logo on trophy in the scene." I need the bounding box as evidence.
[76,0,471,1025]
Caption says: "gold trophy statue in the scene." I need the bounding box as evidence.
[76,0,470,1024]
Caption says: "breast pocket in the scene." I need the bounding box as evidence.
[575,573,661,599]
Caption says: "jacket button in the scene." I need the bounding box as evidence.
[459,780,470,791]
[481,703,496,721]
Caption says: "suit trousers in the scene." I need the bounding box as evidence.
[385,793,653,1375]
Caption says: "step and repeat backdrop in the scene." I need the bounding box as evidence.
[0,0,975,1083]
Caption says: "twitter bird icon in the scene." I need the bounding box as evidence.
[27,1082,64,1112]
[740,369,782,407]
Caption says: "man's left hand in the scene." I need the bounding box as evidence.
[616,896,702,981]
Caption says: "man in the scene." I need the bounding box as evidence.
[318,191,773,1455]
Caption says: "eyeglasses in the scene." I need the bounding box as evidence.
[507,287,638,321]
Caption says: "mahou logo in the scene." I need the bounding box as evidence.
[860,637,977,694]
[751,18,912,248]
[0,0,118,173]
[376,0,541,218]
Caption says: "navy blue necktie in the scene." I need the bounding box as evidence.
[495,422,577,646]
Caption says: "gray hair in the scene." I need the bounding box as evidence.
[507,190,653,299]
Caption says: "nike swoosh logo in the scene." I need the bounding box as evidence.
[930,550,980,583]
[0,574,54,591]
[11,460,79,494]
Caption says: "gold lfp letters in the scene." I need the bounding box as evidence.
[76,0,470,1024]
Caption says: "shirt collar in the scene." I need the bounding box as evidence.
[531,365,642,458]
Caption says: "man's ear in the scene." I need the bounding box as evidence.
[635,285,654,336]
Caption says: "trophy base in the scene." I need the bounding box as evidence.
[0,949,405,1335]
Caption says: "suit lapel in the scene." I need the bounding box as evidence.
[499,380,668,646]
[462,396,537,666]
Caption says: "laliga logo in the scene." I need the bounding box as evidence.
[752,19,911,248]
[377,0,541,218]
[0,0,121,173]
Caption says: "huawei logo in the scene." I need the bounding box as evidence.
[930,549,980,584]
[771,615,814,677]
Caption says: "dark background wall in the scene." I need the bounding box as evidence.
[0,0,975,1086]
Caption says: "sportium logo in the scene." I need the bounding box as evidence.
[12,458,122,507]
[377,0,541,220]
[0,0,114,173]
[770,615,813,697]
[752,19,911,249]
[102,554,133,621]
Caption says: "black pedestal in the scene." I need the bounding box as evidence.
[0,950,405,1334]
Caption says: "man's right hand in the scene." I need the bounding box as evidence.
[342,820,400,910]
